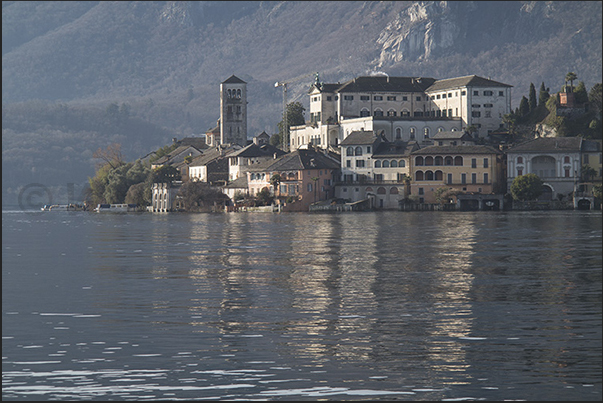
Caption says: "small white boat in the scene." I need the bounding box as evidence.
[94,203,137,212]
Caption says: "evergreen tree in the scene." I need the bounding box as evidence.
[529,83,537,111]
[518,96,530,117]
[574,81,589,104]
[538,82,550,106]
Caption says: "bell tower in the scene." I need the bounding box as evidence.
[220,75,247,147]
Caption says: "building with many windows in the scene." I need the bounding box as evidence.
[289,74,512,151]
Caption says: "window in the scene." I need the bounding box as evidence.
[399,160,405,167]
[484,173,489,183]
[414,111,424,117]
[355,159,365,167]
[436,94,441,99]
[416,96,421,101]
[461,173,467,184]
[402,96,408,101]
[424,127,430,139]
[307,183,312,192]
[355,146,363,156]
[395,128,402,139]
[473,90,479,96]
[564,156,570,163]
[410,127,416,139]
[499,91,504,96]
[517,157,523,164]
[472,104,481,108]
[471,158,477,168]
[484,103,493,108]
[346,147,354,156]
[485,111,491,118]
[415,171,424,181]
[401,110,410,117]
[415,156,424,166]
[360,108,370,117]
[472,173,477,184]
[387,96,397,101]
[374,109,384,117]
[435,156,443,166]
[418,188,424,195]
[483,158,489,168]
[584,154,590,163]
[374,174,383,182]
[374,96,383,101]
[387,109,397,117]
[346,160,351,168]
[448,93,452,98]
[374,160,381,168]
[461,91,466,95]
[484,90,493,96]
[442,110,447,117]
[447,173,453,184]
[565,168,570,177]
[454,156,463,166]
[448,109,452,117]
[326,96,332,101]
[367,146,371,153]
[344,95,354,100]
[425,156,433,166]
[472,111,481,117]
[360,95,370,101]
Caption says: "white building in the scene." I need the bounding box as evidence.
[290,74,512,151]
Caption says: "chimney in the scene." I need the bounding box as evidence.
[274,153,278,159]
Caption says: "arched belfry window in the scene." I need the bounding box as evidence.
[237,89,241,99]
[227,89,232,98]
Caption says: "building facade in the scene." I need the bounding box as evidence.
[289,74,512,151]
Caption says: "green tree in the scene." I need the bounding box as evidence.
[270,173,282,198]
[510,173,543,201]
[588,83,602,117]
[518,96,530,117]
[177,181,229,211]
[255,188,274,206]
[125,182,149,206]
[276,101,306,149]
[565,72,577,92]
[152,165,181,184]
[593,184,602,200]
[581,165,597,182]
[574,81,589,104]
[538,82,550,106]
[529,82,537,111]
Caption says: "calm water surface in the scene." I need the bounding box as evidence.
[2,209,601,401]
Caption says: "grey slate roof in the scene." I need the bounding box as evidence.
[507,137,583,153]
[426,75,512,92]
[340,130,379,146]
[224,176,248,189]
[582,139,602,152]
[373,140,419,158]
[230,142,286,158]
[334,76,436,93]
[411,145,502,155]
[431,130,473,140]
[222,75,246,84]
[189,145,239,167]
[266,149,340,171]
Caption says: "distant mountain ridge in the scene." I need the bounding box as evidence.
[2,1,602,205]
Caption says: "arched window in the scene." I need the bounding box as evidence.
[517,156,523,164]
[377,187,386,194]
[374,109,384,117]
[426,170,434,180]
[454,156,463,166]
[435,156,443,166]
[435,170,443,180]
[250,173,256,180]
[360,108,370,117]
[564,156,570,163]
[390,187,399,194]
[374,160,381,168]
[437,127,445,132]
[425,156,434,165]
[387,109,397,117]
[410,127,416,140]
[383,160,390,168]
[355,146,363,156]
[391,160,398,168]
[227,89,232,98]
[395,128,402,139]
[415,156,424,166]
[346,147,354,156]
[415,171,424,181]
[401,109,410,117]
[424,127,430,139]
[236,89,241,98]
[445,156,453,166]
[399,160,405,167]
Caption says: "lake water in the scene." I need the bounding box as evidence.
[2,209,601,401]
